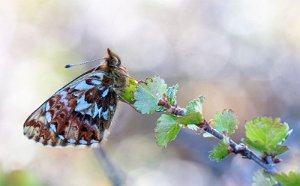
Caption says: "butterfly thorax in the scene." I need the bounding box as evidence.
[97,62,128,96]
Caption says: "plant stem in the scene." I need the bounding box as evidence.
[94,147,126,186]
[202,121,277,175]
[158,99,282,185]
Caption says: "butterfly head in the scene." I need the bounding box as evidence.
[105,48,122,68]
[102,48,128,82]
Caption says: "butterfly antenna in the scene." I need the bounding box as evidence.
[65,58,105,68]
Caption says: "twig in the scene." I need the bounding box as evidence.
[94,146,126,186]
[158,99,282,186]
[202,121,278,175]
[158,100,185,116]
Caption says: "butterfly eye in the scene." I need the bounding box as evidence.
[109,56,121,67]
[107,48,121,67]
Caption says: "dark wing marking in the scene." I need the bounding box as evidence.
[24,70,117,147]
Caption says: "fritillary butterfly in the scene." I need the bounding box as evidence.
[23,49,128,147]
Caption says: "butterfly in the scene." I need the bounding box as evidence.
[23,48,129,147]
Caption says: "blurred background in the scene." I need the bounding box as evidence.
[1,0,300,185]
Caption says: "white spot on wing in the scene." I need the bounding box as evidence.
[46,102,50,110]
[74,81,93,91]
[109,105,115,112]
[68,139,76,144]
[97,107,103,118]
[90,139,99,144]
[45,112,52,122]
[102,88,109,97]
[50,124,56,133]
[91,79,101,85]
[75,95,91,113]
[79,139,87,145]
[58,135,64,140]
[73,92,80,97]
[93,104,99,118]
[92,72,104,79]
[86,109,92,116]
[102,109,109,120]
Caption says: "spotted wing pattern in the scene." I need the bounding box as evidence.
[23,71,118,146]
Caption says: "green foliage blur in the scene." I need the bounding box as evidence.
[0,166,42,186]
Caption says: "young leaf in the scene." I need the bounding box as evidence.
[209,141,230,162]
[244,117,291,156]
[134,76,167,114]
[214,109,238,134]
[166,84,178,106]
[186,96,205,115]
[252,171,273,186]
[155,114,180,148]
[156,84,179,112]
[177,112,204,125]
[120,77,138,104]
[274,171,300,186]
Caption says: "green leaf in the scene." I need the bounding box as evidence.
[186,96,205,115]
[252,171,273,186]
[175,96,205,126]
[167,84,178,106]
[120,77,138,104]
[177,112,204,125]
[209,141,230,162]
[155,114,181,148]
[244,139,288,155]
[134,76,167,114]
[274,172,300,186]
[156,84,179,112]
[214,109,238,134]
[5,170,41,186]
[244,117,291,156]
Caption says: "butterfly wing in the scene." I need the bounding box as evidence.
[24,70,117,146]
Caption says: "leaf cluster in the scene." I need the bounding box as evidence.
[120,75,294,185]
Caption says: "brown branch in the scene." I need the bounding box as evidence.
[94,147,126,186]
[201,121,278,175]
[158,100,185,116]
[158,99,282,185]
